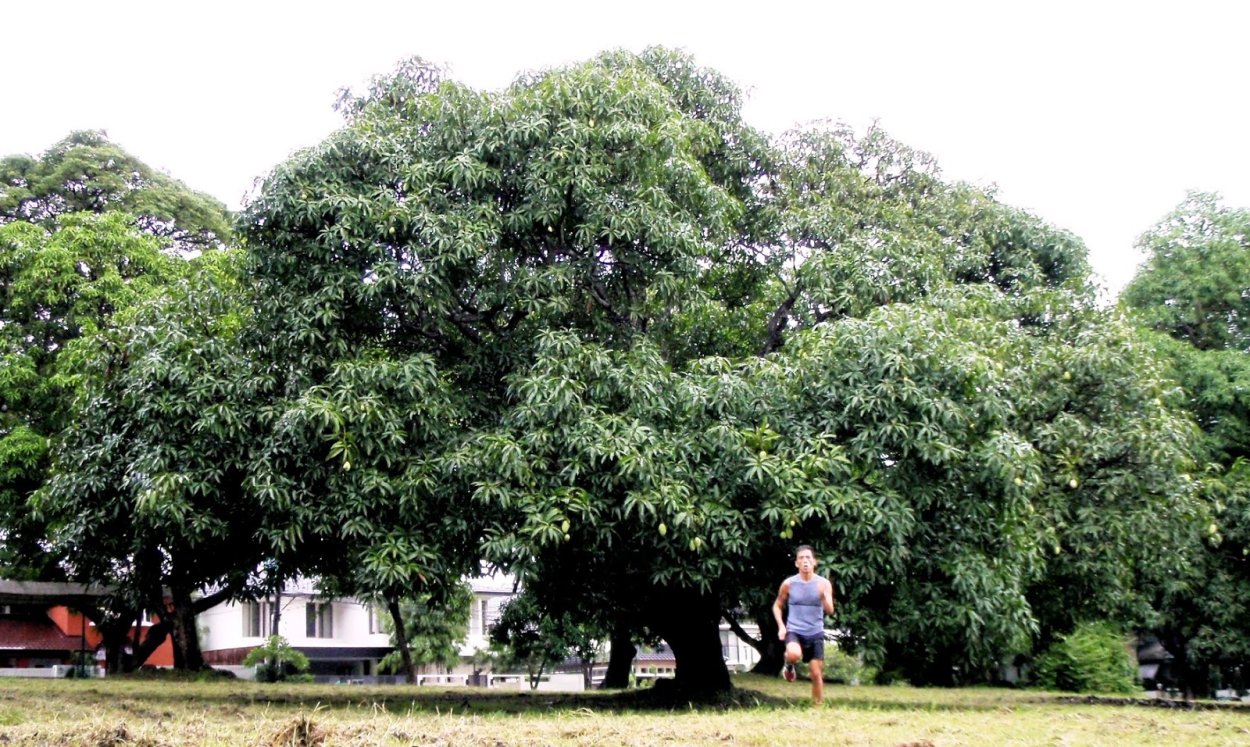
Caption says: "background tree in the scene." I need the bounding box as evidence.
[1122,192,1250,695]
[1123,193,1250,352]
[35,250,267,669]
[0,213,187,579]
[0,137,234,667]
[489,591,598,690]
[375,583,473,680]
[0,131,232,254]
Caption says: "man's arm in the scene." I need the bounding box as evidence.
[821,578,835,615]
[773,580,790,640]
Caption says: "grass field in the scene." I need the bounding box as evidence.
[0,673,1246,746]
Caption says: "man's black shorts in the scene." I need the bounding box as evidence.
[785,631,824,663]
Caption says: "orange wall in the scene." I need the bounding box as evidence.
[47,606,174,667]
[47,606,85,637]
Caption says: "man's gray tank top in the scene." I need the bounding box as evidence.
[786,574,826,636]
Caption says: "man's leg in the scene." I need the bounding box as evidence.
[783,641,801,681]
[808,657,824,705]
[784,641,802,664]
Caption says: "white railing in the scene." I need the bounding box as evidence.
[483,672,584,691]
[486,673,525,688]
[0,665,75,678]
[414,673,468,686]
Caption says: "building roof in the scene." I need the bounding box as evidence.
[0,618,82,652]
[0,580,111,606]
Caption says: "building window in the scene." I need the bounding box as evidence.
[479,599,489,636]
[367,605,382,635]
[243,601,269,638]
[306,602,333,639]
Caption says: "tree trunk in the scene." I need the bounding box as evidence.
[132,619,171,667]
[386,595,415,683]
[271,587,282,636]
[168,583,205,671]
[123,610,141,672]
[75,603,135,675]
[738,614,785,675]
[600,627,635,689]
[99,620,131,674]
[267,587,283,680]
[652,591,732,697]
[1160,631,1195,698]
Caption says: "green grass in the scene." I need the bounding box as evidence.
[0,673,1246,745]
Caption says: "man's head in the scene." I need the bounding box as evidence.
[794,545,817,575]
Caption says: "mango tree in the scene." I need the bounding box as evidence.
[1122,193,1250,694]
[36,251,266,669]
[236,48,1203,693]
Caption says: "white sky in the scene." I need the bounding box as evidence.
[4,0,1247,298]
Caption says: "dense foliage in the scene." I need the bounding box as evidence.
[1123,193,1250,695]
[0,212,188,579]
[12,50,1213,693]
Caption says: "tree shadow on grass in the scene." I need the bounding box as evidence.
[226,684,793,715]
[80,671,791,714]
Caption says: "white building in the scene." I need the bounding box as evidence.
[199,572,517,681]
[198,573,764,683]
[199,577,391,679]
[459,571,515,659]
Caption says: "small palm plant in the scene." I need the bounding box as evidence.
[242,635,311,682]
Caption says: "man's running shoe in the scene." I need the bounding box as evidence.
[783,663,797,682]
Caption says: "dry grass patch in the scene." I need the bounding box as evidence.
[0,674,1247,745]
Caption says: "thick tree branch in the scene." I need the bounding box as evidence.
[191,585,239,615]
[758,284,802,356]
[723,612,767,656]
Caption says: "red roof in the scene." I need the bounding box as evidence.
[0,618,82,652]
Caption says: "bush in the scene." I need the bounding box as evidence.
[822,648,874,685]
[1034,622,1139,694]
[242,635,311,683]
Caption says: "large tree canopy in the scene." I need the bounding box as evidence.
[228,48,1203,694]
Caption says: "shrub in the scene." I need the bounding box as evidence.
[242,635,311,683]
[1034,622,1139,694]
[822,648,874,684]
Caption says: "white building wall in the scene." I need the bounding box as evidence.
[460,592,510,656]
[199,594,390,654]
[200,573,518,659]
[197,599,243,652]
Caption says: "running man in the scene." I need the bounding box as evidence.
[773,544,835,705]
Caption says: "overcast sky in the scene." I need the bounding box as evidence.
[4,0,1247,297]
